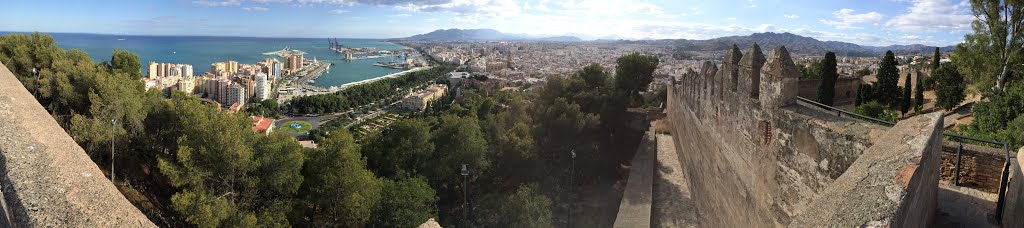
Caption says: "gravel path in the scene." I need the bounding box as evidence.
[652,133,697,228]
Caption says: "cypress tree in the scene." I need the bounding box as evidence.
[902,73,912,116]
[932,47,940,70]
[876,51,900,105]
[817,52,838,106]
[915,70,924,112]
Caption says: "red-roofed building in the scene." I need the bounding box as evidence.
[251,116,275,135]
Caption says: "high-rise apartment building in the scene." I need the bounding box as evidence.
[148,62,158,78]
[226,83,246,107]
[254,73,271,101]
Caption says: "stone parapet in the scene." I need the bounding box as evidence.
[0,62,155,227]
[1002,147,1024,226]
[790,113,943,227]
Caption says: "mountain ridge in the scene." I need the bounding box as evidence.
[394,29,954,57]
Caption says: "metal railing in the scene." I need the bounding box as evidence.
[795,96,1013,223]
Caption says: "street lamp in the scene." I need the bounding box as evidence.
[111,118,116,183]
[32,68,39,99]
[460,164,470,227]
[568,149,576,227]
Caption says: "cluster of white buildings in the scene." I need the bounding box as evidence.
[144,58,283,110]
[404,41,683,84]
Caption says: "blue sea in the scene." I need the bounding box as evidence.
[3,32,406,88]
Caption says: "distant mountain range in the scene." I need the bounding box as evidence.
[662,32,955,57]
[393,29,954,57]
[392,29,581,42]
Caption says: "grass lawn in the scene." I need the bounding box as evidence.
[277,121,312,134]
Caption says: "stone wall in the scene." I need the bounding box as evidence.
[0,62,154,226]
[797,77,861,107]
[1003,147,1024,226]
[938,142,1005,193]
[790,113,943,227]
[665,44,884,227]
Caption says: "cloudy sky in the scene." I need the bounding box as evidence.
[0,0,975,46]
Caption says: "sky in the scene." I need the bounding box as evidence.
[0,0,976,46]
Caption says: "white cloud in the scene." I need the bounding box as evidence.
[784,14,799,19]
[820,8,884,29]
[328,9,349,14]
[536,0,551,12]
[885,0,973,32]
[242,6,269,11]
[391,13,413,17]
[193,0,244,6]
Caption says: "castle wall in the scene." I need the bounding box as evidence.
[790,113,943,227]
[665,45,882,227]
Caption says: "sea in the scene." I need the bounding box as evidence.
[2,32,406,88]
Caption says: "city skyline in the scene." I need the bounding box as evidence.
[1,0,974,46]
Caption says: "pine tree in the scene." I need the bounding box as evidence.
[817,52,838,106]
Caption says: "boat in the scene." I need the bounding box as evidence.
[117,38,126,41]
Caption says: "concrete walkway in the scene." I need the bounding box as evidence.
[613,129,655,228]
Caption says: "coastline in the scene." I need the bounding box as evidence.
[332,66,431,91]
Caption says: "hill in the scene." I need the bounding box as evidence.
[393,29,580,41]
[663,32,954,57]
[395,29,952,57]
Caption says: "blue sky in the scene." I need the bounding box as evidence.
[0,0,974,46]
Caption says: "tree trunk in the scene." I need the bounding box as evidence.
[999,57,1010,90]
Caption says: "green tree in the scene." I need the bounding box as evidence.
[111,49,142,79]
[934,63,966,111]
[363,119,435,178]
[932,47,941,71]
[371,176,439,228]
[156,97,263,227]
[952,0,1024,90]
[614,53,659,105]
[958,81,1024,149]
[298,130,381,226]
[474,184,554,228]
[800,59,823,79]
[428,115,490,191]
[902,73,912,116]
[876,51,901,105]
[915,70,925,112]
[817,52,838,105]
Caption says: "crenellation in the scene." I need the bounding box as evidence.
[738,43,765,100]
[723,44,743,93]
[759,46,800,109]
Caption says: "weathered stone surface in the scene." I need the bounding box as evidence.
[664,61,881,227]
[722,44,742,93]
[789,113,943,228]
[652,133,697,228]
[613,128,656,227]
[0,62,155,227]
[759,46,799,109]
[738,43,765,99]
[1003,147,1024,227]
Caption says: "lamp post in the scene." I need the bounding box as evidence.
[32,68,39,99]
[111,118,116,183]
[568,150,576,228]
[461,163,470,227]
